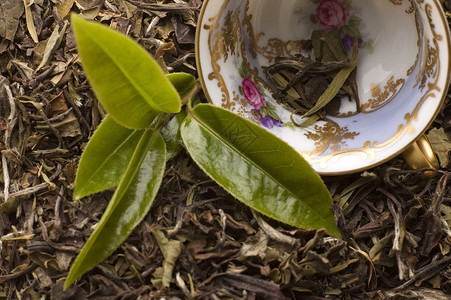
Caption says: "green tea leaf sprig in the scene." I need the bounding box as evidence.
[64,14,340,289]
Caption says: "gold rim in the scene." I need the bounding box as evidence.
[195,0,213,106]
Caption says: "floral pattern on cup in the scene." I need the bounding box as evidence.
[251,109,283,129]
[311,0,372,53]
[316,0,350,30]
[242,77,265,110]
[341,34,363,52]
[238,63,283,129]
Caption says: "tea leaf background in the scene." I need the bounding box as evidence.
[1,0,451,299]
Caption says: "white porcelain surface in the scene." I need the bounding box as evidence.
[196,0,450,175]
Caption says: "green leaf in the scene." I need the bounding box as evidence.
[160,72,196,159]
[65,129,166,289]
[180,104,340,237]
[161,112,187,160]
[166,72,197,99]
[240,62,252,78]
[238,85,244,96]
[348,15,362,28]
[71,14,180,129]
[73,116,143,200]
[259,106,269,117]
[238,64,246,78]
[73,72,194,199]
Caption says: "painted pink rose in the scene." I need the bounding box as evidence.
[242,77,265,109]
[316,0,350,30]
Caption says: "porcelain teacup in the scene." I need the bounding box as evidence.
[196,0,450,176]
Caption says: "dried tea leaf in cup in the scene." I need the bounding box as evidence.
[265,30,360,126]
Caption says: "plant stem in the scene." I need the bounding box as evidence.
[154,81,202,130]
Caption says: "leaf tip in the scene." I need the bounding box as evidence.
[63,279,72,291]
[70,12,87,42]
[70,12,83,28]
[72,184,84,201]
[327,227,342,239]
[63,271,77,291]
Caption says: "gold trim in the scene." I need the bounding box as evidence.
[206,1,235,110]
[389,0,415,13]
[361,76,406,113]
[304,121,360,156]
[390,0,403,4]
[255,36,305,64]
[407,4,422,76]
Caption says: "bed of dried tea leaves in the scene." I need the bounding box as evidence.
[1,1,451,299]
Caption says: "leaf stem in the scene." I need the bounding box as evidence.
[180,81,202,107]
[155,81,201,130]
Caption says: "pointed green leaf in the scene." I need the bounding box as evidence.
[71,14,180,129]
[65,129,166,289]
[73,73,194,199]
[165,72,197,99]
[73,116,143,200]
[180,104,340,237]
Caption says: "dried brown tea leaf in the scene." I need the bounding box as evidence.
[80,7,100,20]
[387,288,451,299]
[37,22,68,71]
[152,228,182,289]
[55,251,73,272]
[155,41,177,59]
[50,92,70,116]
[56,0,75,19]
[420,173,448,256]
[298,251,331,276]
[266,30,360,126]
[23,0,39,43]
[238,230,268,260]
[11,60,34,81]
[218,273,285,300]
[171,15,195,44]
[34,267,53,288]
[427,127,451,168]
[0,0,24,41]
[302,41,358,118]
[50,280,88,300]
[77,0,104,10]
[311,29,348,62]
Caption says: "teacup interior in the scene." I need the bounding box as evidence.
[251,0,419,113]
[197,0,449,174]
[247,0,422,120]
